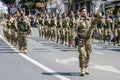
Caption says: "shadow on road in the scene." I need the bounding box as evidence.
[42,72,80,76]
[108,49,120,52]
[0,38,19,54]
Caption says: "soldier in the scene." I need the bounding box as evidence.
[40,13,45,38]
[17,12,32,54]
[62,12,69,45]
[9,14,15,44]
[104,13,112,44]
[113,11,120,46]
[12,12,19,46]
[90,14,97,40]
[2,14,8,40]
[77,7,93,76]
[56,13,62,43]
[44,13,51,39]
[38,13,43,37]
[50,13,57,41]
[96,12,106,43]
[68,11,75,47]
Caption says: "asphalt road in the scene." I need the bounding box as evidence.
[0,25,120,80]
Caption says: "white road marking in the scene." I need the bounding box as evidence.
[94,51,104,55]
[56,57,78,64]
[90,63,120,74]
[56,57,120,74]
[0,35,71,80]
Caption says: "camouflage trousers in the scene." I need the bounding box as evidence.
[104,28,111,44]
[50,26,56,41]
[60,28,65,44]
[11,30,18,45]
[56,28,61,43]
[18,32,28,52]
[78,38,92,67]
[38,25,42,37]
[98,28,104,43]
[3,27,7,39]
[68,27,76,47]
[114,28,120,46]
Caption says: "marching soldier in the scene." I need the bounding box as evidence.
[96,12,106,43]
[50,13,57,41]
[90,14,97,40]
[68,11,75,47]
[38,13,44,37]
[40,13,45,38]
[77,7,93,76]
[17,12,32,54]
[9,14,15,44]
[113,11,120,46]
[44,13,51,39]
[104,13,112,44]
[2,14,8,40]
[62,12,69,45]
[56,13,62,43]
[12,12,18,46]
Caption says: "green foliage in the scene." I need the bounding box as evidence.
[106,7,115,13]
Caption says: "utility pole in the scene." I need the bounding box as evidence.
[71,0,74,11]
[68,0,70,13]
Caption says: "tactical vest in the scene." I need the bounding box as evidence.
[97,18,104,28]
[44,18,50,26]
[62,17,67,28]
[77,17,91,37]
[51,17,55,26]
[105,18,111,28]
[17,19,28,32]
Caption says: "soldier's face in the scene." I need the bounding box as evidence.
[80,9,87,16]
[117,12,120,17]
[98,12,102,17]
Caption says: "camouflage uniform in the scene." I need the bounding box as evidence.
[2,16,8,40]
[96,17,105,43]
[113,14,120,46]
[38,14,44,37]
[38,13,44,37]
[12,16,18,46]
[77,8,93,76]
[104,15,112,44]
[62,14,69,45]
[56,14,62,43]
[68,15,75,47]
[44,14,51,39]
[77,16,92,76]
[10,16,15,44]
[17,13,31,54]
[50,14,57,41]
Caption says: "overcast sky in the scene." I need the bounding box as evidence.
[0,1,7,8]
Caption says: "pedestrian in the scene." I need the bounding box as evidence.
[77,7,93,76]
